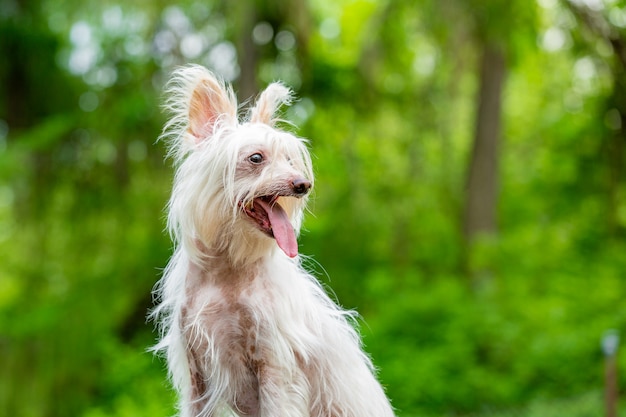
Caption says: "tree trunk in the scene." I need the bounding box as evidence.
[566,2,626,237]
[237,7,259,101]
[463,44,506,246]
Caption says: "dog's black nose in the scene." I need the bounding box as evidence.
[292,178,312,195]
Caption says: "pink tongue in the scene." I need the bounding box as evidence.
[256,199,298,258]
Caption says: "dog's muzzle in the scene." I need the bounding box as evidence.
[239,177,311,258]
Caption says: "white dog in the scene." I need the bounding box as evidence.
[151,64,395,417]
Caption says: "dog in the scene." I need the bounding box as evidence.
[151,64,395,417]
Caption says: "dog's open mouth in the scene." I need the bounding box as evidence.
[240,196,298,258]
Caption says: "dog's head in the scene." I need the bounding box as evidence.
[162,65,313,264]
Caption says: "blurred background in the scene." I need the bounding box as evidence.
[2,0,626,416]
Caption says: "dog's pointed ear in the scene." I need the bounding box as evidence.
[187,71,238,141]
[161,65,239,161]
[250,82,292,126]
[188,75,237,141]
[163,65,237,147]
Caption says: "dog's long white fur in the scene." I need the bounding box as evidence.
[151,64,395,417]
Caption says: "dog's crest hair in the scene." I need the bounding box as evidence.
[152,64,395,417]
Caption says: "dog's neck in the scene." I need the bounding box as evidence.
[188,242,266,289]
[189,222,280,267]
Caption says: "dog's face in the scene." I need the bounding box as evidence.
[230,123,313,258]
[163,66,313,262]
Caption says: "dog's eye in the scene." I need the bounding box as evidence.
[248,153,264,164]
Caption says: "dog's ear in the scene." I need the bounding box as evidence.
[162,66,238,160]
[188,73,238,141]
[250,82,292,126]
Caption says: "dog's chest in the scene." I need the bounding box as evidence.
[182,274,285,365]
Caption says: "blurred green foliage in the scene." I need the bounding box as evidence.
[2,0,626,416]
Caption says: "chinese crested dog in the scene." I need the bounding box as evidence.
[152,64,394,417]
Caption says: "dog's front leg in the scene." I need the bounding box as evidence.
[253,356,309,417]
[181,327,213,417]
[180,302,216,417]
